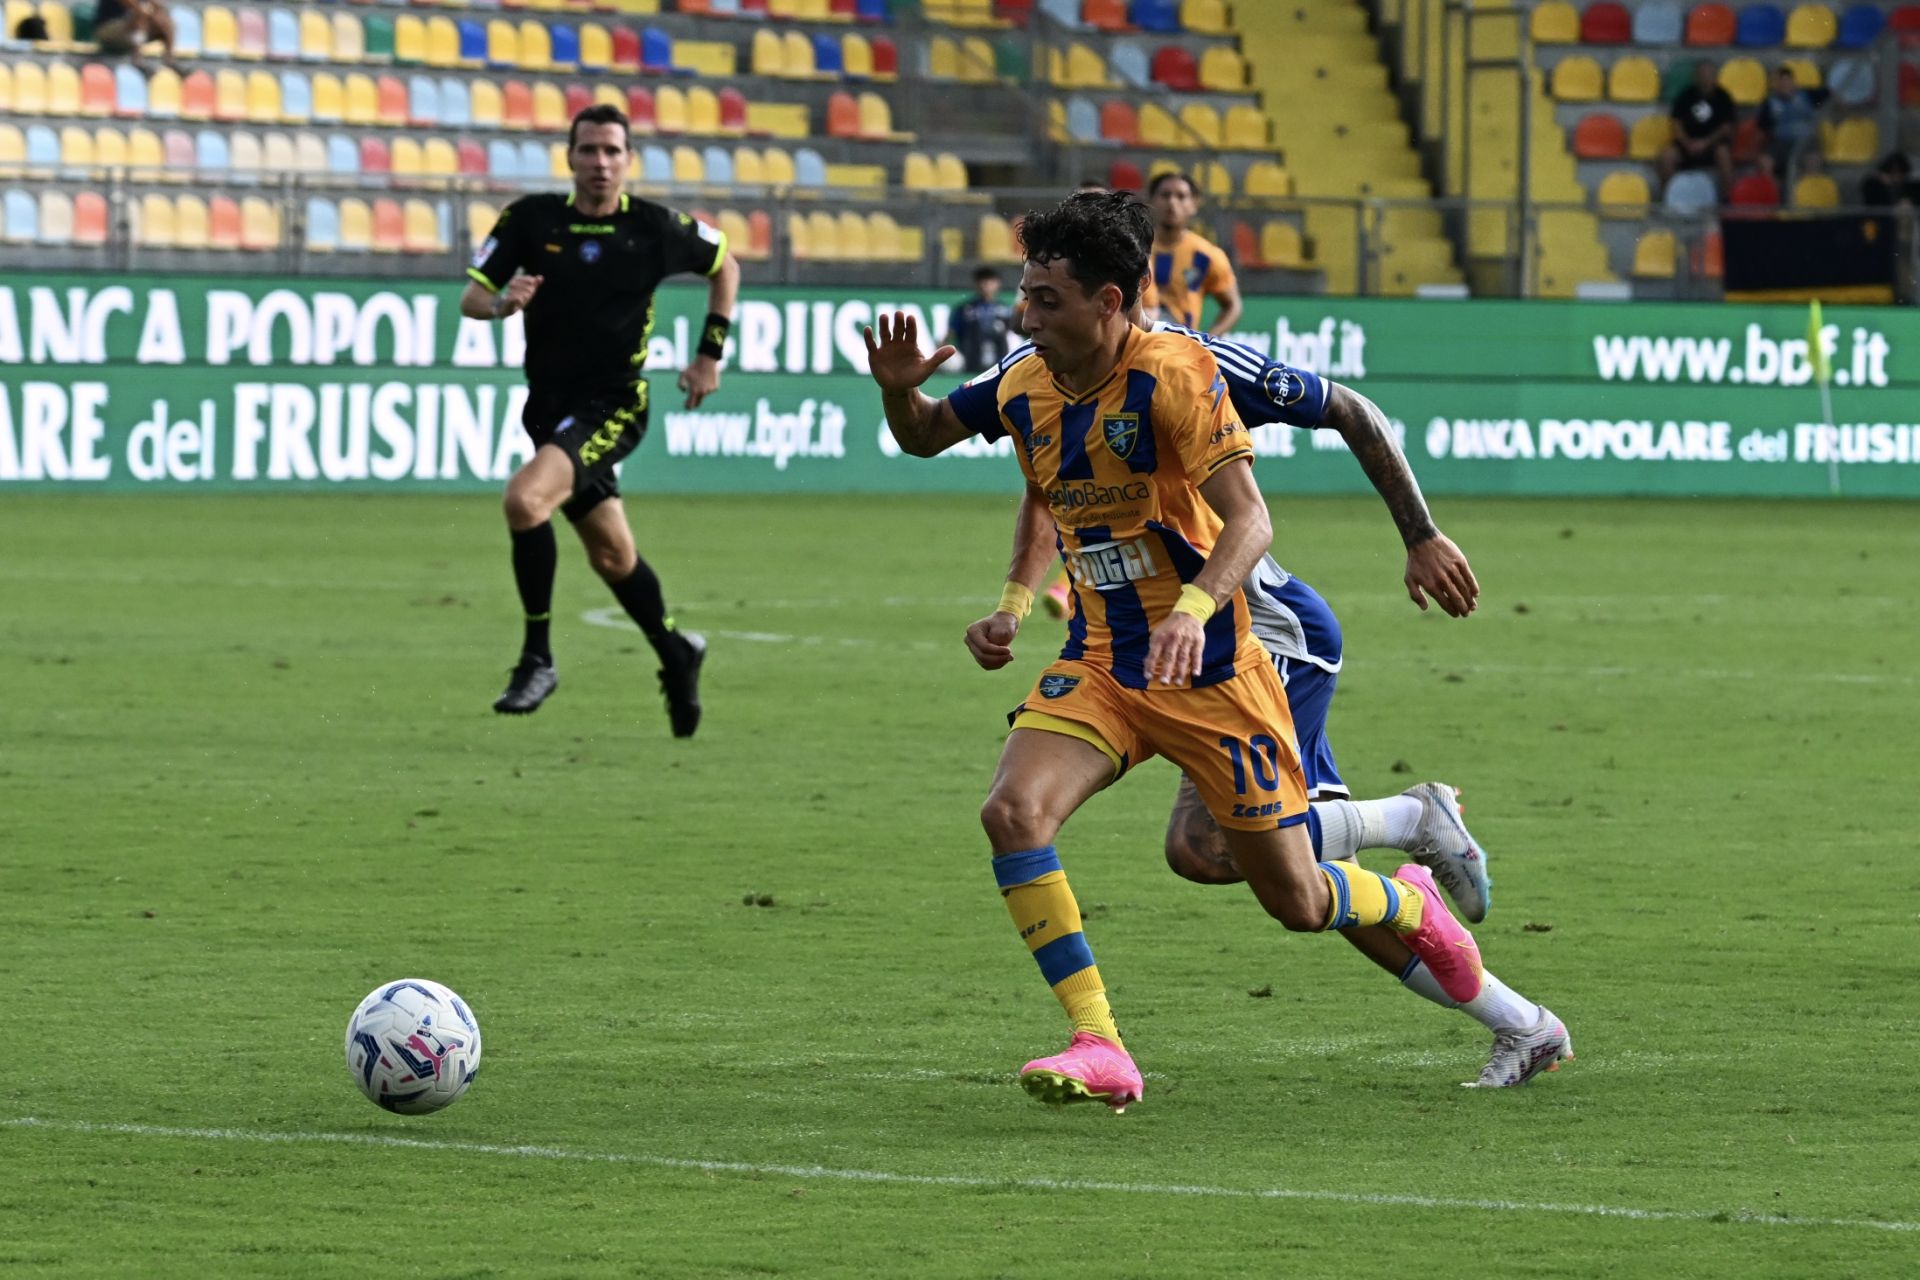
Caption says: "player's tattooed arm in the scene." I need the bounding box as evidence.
[1321,382,1438,548]
[1324,382,1480,617]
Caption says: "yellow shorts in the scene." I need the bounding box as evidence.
[1011,658,1310,832]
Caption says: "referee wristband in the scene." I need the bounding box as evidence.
[1170,584,1216,624]
[996,582,1034,619]
[697,312,731,361]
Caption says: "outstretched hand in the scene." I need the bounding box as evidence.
[863,312,957,394]
[1404,532,1479,617]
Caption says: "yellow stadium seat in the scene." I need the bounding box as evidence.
[247,70,281,123]
[762,147,796,186]
[1198,46,1245,92]
[718,209,754,260]
[1793,174,1839,208]
[1782,58,1821,90]
[1631,229,1676,279]
[733,147,766,185]
[214,69,246,122]
[1178,103,1222,148]
[467,202,496,251]
[752,29,785,77]
[137,192,176,247]
[518,20,553,72]
[1608,56,1660,103]
[344,74,377,126]
[395,15,427,65]
[392,136,423,180]
[532,82,566,131]
[300,10,330,61]
[928,36,960,80]
[1066,43,1111,87]
[672,145,703,184]
[844,34,874,79]
[1223,105,1269,150]
[675,41,737,78]
[0,124,23,179]
[1825,117,1879,165]
[312,73,344,122]
[781,31,814,78]
[127,126,162,175]
[548,142,568,179]
[1244,161,1293,198]
[1551,56,1603,102]
[1596,169,1650,217]
[978,214,1018,263]
[656,85,688,134]
[93,125,126,171]
[339,199,371,253]
[960,37,996,83]
[35,0,74,44]
[203,6,238,58]
[427,17,460,69]
[175,195,211,249]
[688,86,720,135]
[866,211,902,260]
[241,196,280,251]
[837,210,870,259]
[1720,58,1766,106]
[1195,159,1231,197]
[487,20,517,68]
[331,13,364,63]
[1181,0,1231,35]
[593,83,624,112]
[11,62,46,114]
[1529,0,1580,43]
[935,152,966,190]
[806,210,840,259]
[1629,113,1672,161]
[403,199,442,253]
[858,92,911,141]
[903,151,936,190]
[1138,103,1180,147]
[581,24,612,70]
[471,78,504,129]
[824,162,885,189]
[786,210,813,260]
[58,125,92,174]
[1785,3,1837,48]
[940,226,964,263]
[1261,221,1307,268]
[47,62,80,115]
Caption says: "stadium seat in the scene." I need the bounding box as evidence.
[145,66,180,118]
[551,23,581,72]
[656,84,687,134]
[762,147,796,185]
[455,20,486,69]
[1596,168,1650,216]
[1106,41,1150,89]
[781,31,816,78]
[1735,4,1786,46]
[1834,3,1884,47]
[701,144,732,184]
[175,195,210,248]
[360,136,390,179]
[519,20,554,72]
[579,23,613,72]
[1151,46,1199,92]
[1138,102,1179,146]
[332,13,365,64]
[1792,173,1839,207]
[263,130,295,174]
[1092,99,1137,146]
[299,10,330,62]
[871,35,899,79]
[472,77,505,129]
[1904,63,1920,107]
[310,73,343,124]
[1178,102,1222,147]
[440,77,471,128]
[1197,47,1245,92]
[292,131,325,176]
[1782,56,1821,89]
[79,63,114,118]
[826,90,860,138]
[305,197,340,252]
[1685,2,1736,44]
[229,130,262,181]
[1825,115,1879,163]
[1629,112,1672,160]
[193,128,229,176]
[640,144,671,183]
[426,18,460,70]
[236,8,268,61]
[208,196,243,250]
[372,199,404,253]
[1573,112,1628,158]
[1261,220,1306,268]
[205,68,241,122]
[391,136,423,182]
[47,62,80,116]
[1,189,35,244]
[487,138,518,181]
[1729,168,1781,206]
[395,15,427,67]
[9,62,46,115]
[795,146,827,186]
[241,197,279,251]
[810,33,843,76]
[487,19,517,69]
[532,81,566,131]
[137,192,176,247]
[1633,0,1684,43]
[376,75,408,127]
[1630,229,1676,278]
[363,16,395,64]
[1720,57,1767,104]
[171,6,203,57]
[325,133,356,180]
[1223,105,1269,150]
[57,125,91,175]
[502,80,534,130]
[0,125,22,180]
[1608,56,1660,103]
[1664,169,1716,214]
[203,6,238,58]
[1827,56,1876,107]
[247,70,281,123]
[669,145,701,183]
[732,146,765,185]
[338,199,371,253]
[1784,3,1836,47]
[38,191,72,247]
[163,128,195,176]
[1062,96,1098,143]
[466,202,495,251]
[1132,0,1182,32]
[1581,2,1632,43]
[752,29,785,76]
[1892,3,1920,32]
[1551,56,1604,101]
[522,140,550,181]
[280,71,312,122]
[646,29,681,75]
[565,84,596,120]
[403,199,442,253]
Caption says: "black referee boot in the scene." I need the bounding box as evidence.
[656,632,705,738]
[493,654,558,715]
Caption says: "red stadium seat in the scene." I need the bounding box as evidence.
[718,88,748,133]
[1729,170,1780,207]
[564,84,593,117]
[1231,219,1259,266]
[1900,63,1920,107]
[627,87,656,133]
[1099,99,1139,144]
[871,36,898,77]
[1686,3,1736,44]
[826,91,860,138]
[748,209,772,257]
[181,71,216,121]
[360,136,391,175]
[209,196,243,250]
[1572,112,1627,157]
[503,81,533,130]
[612,26,641,71]
[1581,2,1633,43]
[1694,229,1724,279]
[74,192,110,245]
[1150,46,1198,91]
[1083,0,1131,30]
[1108,158,1143,190]
[458,139,487,176]
[1889,5,1920,32]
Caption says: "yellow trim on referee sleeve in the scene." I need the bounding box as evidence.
[1011,710,1123,775]
[705,229,731,276]
[466,267,501,293]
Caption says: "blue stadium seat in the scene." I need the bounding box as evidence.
[1066,96,1099,141]
[197,129,230,174]
[516,140,545,178]
[713,0,743,14]
[269,9,300,61]
[703,145,733,184]
[172,7,203,58]
[795,146,826,186]
[812,34,844,76]
[641,145,672,183]
[550,23,580,71]
[1735,4,1786,46]
[5,190,40,243]
[1835,3,1884,47]
[488,139,519,181]
[1041,0,1083,26]
[440,77,471,127]
[408,75,440,126]
[857,0,889,21]
[327,133,359,178]
[280,70,311,120]
[306,197,340,251]
[26,126,58,169]
[642,28,673,75]
[1130,0,1181,33]
[459,20,487,67]
[1110,42,1151,88]
[1632,0,1683,44]
[115,64,149,117]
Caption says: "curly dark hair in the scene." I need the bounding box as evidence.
[1016,191,1153,310]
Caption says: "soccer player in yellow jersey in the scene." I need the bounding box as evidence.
[865,193,1484,1111]
[1140,172,1241,334]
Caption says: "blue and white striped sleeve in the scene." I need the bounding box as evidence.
[942,342,1034,442]
[1156,322,1331,429]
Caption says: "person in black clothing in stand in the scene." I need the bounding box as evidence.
[460,104,740,736]
[1658,59,1737,196]
[945,267,1015,373]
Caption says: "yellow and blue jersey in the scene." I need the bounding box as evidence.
[947,329,1262,690]
[1142,230,1237,330]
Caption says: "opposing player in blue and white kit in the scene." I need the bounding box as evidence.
[947,317,1572,1088]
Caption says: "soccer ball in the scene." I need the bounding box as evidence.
[344,978,483,1115]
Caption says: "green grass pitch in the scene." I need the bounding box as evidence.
[2,491,1916,1277]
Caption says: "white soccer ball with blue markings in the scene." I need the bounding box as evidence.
[344,979,483,1115]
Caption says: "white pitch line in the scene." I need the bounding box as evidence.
[580,608,946,652]
[7,1117,1916,1235]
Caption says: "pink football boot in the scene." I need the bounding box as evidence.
[1394,863,1484,1003]
[1019,1032,1143,1112]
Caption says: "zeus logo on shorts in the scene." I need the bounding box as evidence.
[1066,537,1158,590]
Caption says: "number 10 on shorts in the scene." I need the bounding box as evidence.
[1218,735,1284,795]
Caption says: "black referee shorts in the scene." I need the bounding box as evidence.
[521,382,650,523]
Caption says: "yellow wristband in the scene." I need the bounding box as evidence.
[996,581,1034,619]
[1170,583,1216,624]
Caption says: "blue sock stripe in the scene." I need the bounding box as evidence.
[1399,955,1423,982]
[1318,861,1352,930]
[1379,873,1401,926]
[1305,806,1323,856]
[992,845,1061,889]
[1032,931,1097,987]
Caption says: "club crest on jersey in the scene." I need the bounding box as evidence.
[1101,412,1140,460]
[1262,364,1307,407]
[1038,675,1081,699]
[579,239,602,264]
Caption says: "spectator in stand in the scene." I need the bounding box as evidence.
[1658,60,1737,196]
[1755,65,1827,182]
[92,0,175,61]
[945,267,1016,374]
[13,14,49,39]
[1862,153,1920,209]
[1729,153,1783,210]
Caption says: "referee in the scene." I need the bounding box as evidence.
[461,104,739,737]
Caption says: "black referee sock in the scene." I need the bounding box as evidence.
[608,557,682,658]
[510,522,557,661]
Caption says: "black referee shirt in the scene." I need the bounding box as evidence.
[468,193,728,392]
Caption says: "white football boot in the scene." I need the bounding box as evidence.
[1403,781,1492,924]
[1464,1009,1573,1088]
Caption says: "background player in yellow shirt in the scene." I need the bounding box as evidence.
[865,192,1484,1111]
[1140,172,1242,335]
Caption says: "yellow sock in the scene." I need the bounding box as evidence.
[994,846,1122,1046]
[1318,860,1424,932]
